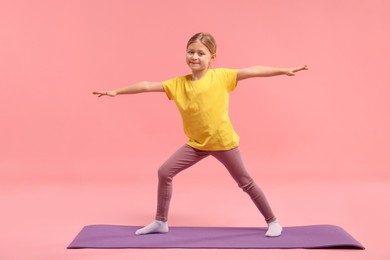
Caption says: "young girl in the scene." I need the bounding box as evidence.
[93,32,307,237]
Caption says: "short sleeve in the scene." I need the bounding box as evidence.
[218,68,238,93]
[161,77,177,100]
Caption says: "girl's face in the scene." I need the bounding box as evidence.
[186,40,216,73]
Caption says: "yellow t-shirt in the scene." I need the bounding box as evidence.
[162,68,240,151]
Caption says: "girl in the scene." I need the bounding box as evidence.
[93,32,307,237]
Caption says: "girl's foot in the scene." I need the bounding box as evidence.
[135,220,169,235]
[265,220,283,237]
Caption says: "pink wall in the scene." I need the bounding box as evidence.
[1,0,389,181]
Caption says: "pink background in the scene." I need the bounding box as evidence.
[1,0,389,259]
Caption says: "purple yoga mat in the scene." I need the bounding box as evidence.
[67,224,364,249]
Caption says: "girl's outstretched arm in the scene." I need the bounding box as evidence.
[237,65,308,81]
[92,81,164,97]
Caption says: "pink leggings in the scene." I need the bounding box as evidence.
[155,144,276,223]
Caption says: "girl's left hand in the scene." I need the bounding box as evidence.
[92,90,117,97]
[286,65,308,76]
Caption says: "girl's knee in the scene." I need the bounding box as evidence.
[158,165,173,181]
[239,178,255,192]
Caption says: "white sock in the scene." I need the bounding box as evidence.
[265,220,283,237]
[135,220,169,235]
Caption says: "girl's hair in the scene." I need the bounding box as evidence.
[186,32,217,55]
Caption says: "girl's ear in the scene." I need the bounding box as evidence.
[211,53,217,62]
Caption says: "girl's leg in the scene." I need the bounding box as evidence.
[136,145,208,235]
[211,147,282,237]
[156,145,208,222]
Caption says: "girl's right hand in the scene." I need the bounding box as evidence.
[92,90,117,97]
